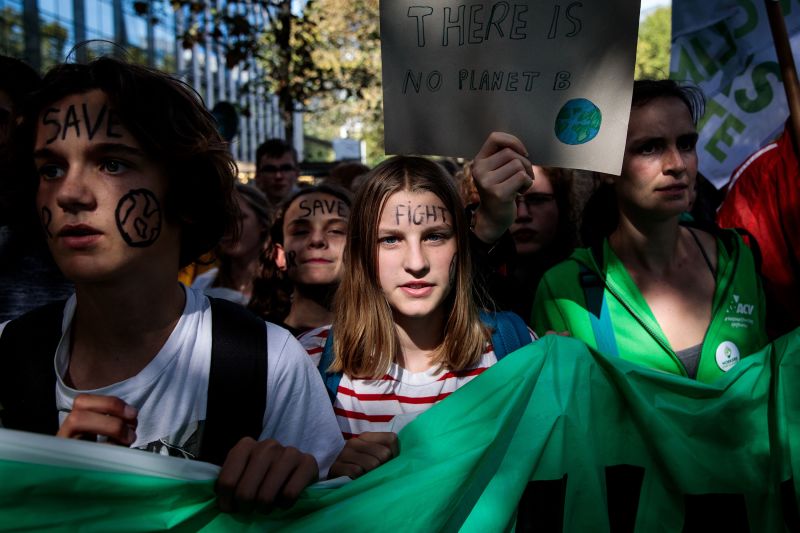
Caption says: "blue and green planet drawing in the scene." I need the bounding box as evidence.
[555,98,602,145]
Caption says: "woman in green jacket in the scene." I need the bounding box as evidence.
[531,80,768,382]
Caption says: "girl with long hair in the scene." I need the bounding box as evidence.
[300,155,534,479]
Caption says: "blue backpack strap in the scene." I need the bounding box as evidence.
[578,262,620,357]
[480,310,531,360]
[318,328,342,404]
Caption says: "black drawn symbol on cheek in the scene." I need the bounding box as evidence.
[41,207,53,238]
[449,254,457,284]
[286,251,298,269]
[115,189,162,247]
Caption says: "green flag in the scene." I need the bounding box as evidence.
[1,331,799,531]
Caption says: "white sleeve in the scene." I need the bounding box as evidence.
[261,323,344,478]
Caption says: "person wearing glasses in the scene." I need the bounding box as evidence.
[467,134,577,320]
[254,138,300,206]
[508,167,577,318]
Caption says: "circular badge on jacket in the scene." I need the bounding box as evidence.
[715,341,740,372]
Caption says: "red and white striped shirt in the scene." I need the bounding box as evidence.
[299,325,534,438]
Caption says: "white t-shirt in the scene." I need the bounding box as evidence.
[190,267,250,306]
[1,287,343,476]
[299,324,536,438]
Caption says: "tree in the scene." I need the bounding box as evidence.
[301,0,384,163]
[39,21,69,72]
[636,7,671,80]
[0,7,68,71]
[0,7,25,58]
[144,0,373,143]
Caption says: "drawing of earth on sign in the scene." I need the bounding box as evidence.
[554,99,602,145]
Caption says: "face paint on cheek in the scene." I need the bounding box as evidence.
[449,254,457,285]
[41,206,53,238]
[286,250,298,269]
[115,189,162,247]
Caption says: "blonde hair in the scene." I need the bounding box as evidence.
[330,156,489,378]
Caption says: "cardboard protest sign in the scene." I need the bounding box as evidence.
[380,0,642,174]
[671,0,800,188]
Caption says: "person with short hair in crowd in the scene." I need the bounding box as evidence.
[255,138,300,206]
[530,80,768,381]
[0,57,343,512]
[507,166,578,319]
[324,161,370,192]
[192,183,274,305]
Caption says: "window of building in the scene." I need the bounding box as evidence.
[85,0,114,40]
[0,1,25,58]
[153,22,175,71]
[38,0,75,70]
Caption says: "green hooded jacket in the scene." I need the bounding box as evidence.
[531,228,768,383]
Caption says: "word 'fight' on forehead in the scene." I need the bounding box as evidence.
[392,202,449,226]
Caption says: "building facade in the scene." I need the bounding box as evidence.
[0,0,284,165]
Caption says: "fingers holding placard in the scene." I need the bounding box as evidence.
[471,132,534,243]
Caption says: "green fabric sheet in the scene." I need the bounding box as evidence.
[1,330,798,531]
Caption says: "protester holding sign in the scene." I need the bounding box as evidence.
[529,80,768,382]
[299,156,534,479]
[0,58,343,511]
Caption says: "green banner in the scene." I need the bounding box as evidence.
[1,330,799,531]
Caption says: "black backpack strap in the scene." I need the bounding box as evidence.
[0,300,65,434]
[200,298,268,466]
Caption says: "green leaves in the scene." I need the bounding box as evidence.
[636,7,671,80]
